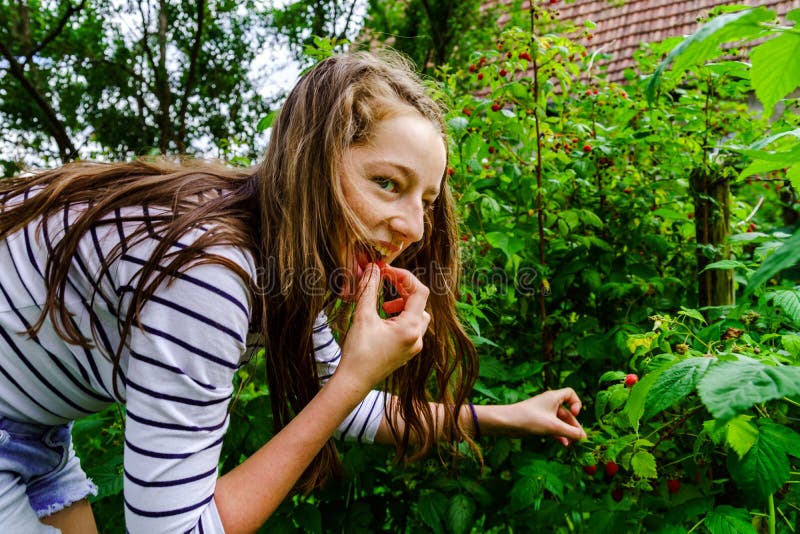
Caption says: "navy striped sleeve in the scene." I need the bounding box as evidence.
[312,313,388,443]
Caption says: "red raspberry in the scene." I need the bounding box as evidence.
[605,461,619,477]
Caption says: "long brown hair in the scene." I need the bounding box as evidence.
[0,50,478,492]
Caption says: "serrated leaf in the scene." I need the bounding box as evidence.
[745,230,800,295]
[721,415,759,458]
[698,359,800,420]
[417,491,447,534]
[510,476,540,511]
[446,494,475,534]
[626,332,658,354]
[580,209,604,228]
[750,31,800,117]
[631,450,658,479]
[624,371,661,431]
[772,289,800,327]
[485,231,524,260]
[727,428,791,501]
[518,460,570,500]
[782,334,800,357]
[759,422,800,459]
[705,505,758,534]
[678,306,707,324]
[739,158,788,180]
[644,357,713,420]
[478,355,507,379]
[599,370,627,383]
[646,8,774,102]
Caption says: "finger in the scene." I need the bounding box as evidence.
[382,298,404,314]
[380,266,430,318]
[554,387,583,416]
[555,421,587,441]
[380,265,412,299]
[554,436,569,447]
[353,264,382,320]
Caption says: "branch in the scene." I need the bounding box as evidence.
[0,40,77,161]
[28,0,87,58]
[137,0,158,74]
[335,0,359,41]
[176,0,206,152]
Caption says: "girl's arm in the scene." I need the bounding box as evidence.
[373,388,587,447]
[214,264,430,534]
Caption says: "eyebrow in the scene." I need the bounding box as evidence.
[378,161,441,197]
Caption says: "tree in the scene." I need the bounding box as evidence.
[362,0,492,73]
[0,0,273,172]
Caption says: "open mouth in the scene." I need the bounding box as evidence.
[355,241,401,270]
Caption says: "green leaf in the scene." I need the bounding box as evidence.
[478,355,508,379]
[727,426,792,501]
[624,371,660,431]
[772,289,800,327]
[417,491,447,534]
[782,334,800,357]
[579,209,604,228]
[704,505,758,534]
[631,450,658,479]
[626,332,658,354]
[644,357,713,420]
[646,8,774,102]
[744,230,800,295]
[750,31,800,117]
[510,476,540,511]
[697,359,800,420]
[599,370,627,383]
[256,110,277,132]
[294,502,322,534]
[700,260,746,272]
[678,306,707,324]
[759,422,800,459]
[485,231,525,260]
[518,460,570,500]
[721,415,759,459]
[739,158,790,180]
[446,494,475,534]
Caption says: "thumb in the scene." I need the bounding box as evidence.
[353,264,382,320]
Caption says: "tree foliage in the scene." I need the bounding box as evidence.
[0,0,273,172]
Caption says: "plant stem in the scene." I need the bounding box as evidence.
[768,493,776,534]
[686,518,704,533]
[529,2,551,388]
[783,397,800,409]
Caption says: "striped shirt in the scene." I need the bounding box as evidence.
[0,195,386,532]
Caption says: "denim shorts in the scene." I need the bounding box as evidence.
[0,417,98,532]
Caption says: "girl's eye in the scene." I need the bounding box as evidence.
[374,176,397,192]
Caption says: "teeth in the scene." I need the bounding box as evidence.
[371,243,396,259]
[374,244,391,258]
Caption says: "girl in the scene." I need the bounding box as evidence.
[0,51,585,533]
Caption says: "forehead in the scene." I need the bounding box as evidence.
[348,113,446,194]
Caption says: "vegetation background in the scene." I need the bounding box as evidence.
[1,1,798,532]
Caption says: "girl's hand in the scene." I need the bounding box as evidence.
[337,264,430,389]
[496,388,587,446]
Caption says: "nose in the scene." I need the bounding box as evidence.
[388,198,425,244]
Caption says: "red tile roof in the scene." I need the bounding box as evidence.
[497,0,800,83]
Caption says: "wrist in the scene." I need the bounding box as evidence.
[472,403,516,437]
